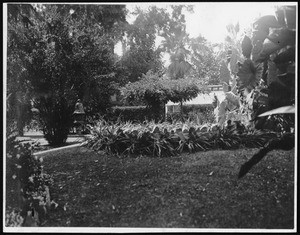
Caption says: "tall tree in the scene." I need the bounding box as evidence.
[188,35,221,84]
[6,3,127,144]
[159,5,194,80]
[119,6,165,83]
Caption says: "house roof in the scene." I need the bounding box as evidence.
[166,90,226,106]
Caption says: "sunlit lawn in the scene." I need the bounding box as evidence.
[40,146,294,229]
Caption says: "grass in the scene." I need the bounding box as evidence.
[37,147,294,229]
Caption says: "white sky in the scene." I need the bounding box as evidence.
[185,2,278,43]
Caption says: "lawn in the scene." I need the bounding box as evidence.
[39,146,294,229]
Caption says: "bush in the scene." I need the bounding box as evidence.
[6,129,54,226]
[166,104,215,124]
[34,96,74,146]
[24,119,42,133]
[106,106,157,123]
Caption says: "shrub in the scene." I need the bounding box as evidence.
[166,104,215,124]
[106,106,152,123]
[34,96,73,146]
[24,119,42,133]
[6,130,53,226]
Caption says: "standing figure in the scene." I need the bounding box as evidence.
[73,99,85,134]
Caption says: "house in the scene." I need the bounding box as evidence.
[165,85,226,114]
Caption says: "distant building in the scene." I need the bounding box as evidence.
[165,85,225,114]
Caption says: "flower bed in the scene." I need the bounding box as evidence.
[84,120,278,157]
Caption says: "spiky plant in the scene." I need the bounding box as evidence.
[84,119,278,158]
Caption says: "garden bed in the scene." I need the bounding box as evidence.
[36,146,294,229]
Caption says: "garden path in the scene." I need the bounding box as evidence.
[17,131,88,146]
[14,131,91,156]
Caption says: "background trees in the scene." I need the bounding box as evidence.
[7,4,40,136]
[119,6,165,83]
[189,36,221,85]
[6,3,238,144]
[119,5,220,84]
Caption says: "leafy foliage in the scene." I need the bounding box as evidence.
[119,6,164,83]
[158,5,193,54]
[223,22,244,75]
[123,5,201,83]
[6,130,53,226]
[189,36,221,84]
[6,4,39,135]
[27,5,125,114]
[84,120,278,158]
[168,47,192,80]
[33,97,74,146]
[162,6,194,80]
[107,106,150,123]
[219,60,231,86]
[258,105,295,116]
[6,4,127,144]
[237,6,296,178]
[241,35,252,59]
[237,5,295,131]
[236,59,263,94]
[166,104,215,124]
[121,71,203,121]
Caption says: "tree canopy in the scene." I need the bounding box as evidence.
[6,3,127,141]
[121,70,206,121]
[6,3,229,134]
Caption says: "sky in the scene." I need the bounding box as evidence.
[115,2,296,57]
[184,2,277,43]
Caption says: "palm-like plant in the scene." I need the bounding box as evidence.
[168,46,192,80]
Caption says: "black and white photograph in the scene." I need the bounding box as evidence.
[3,2,297,233]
